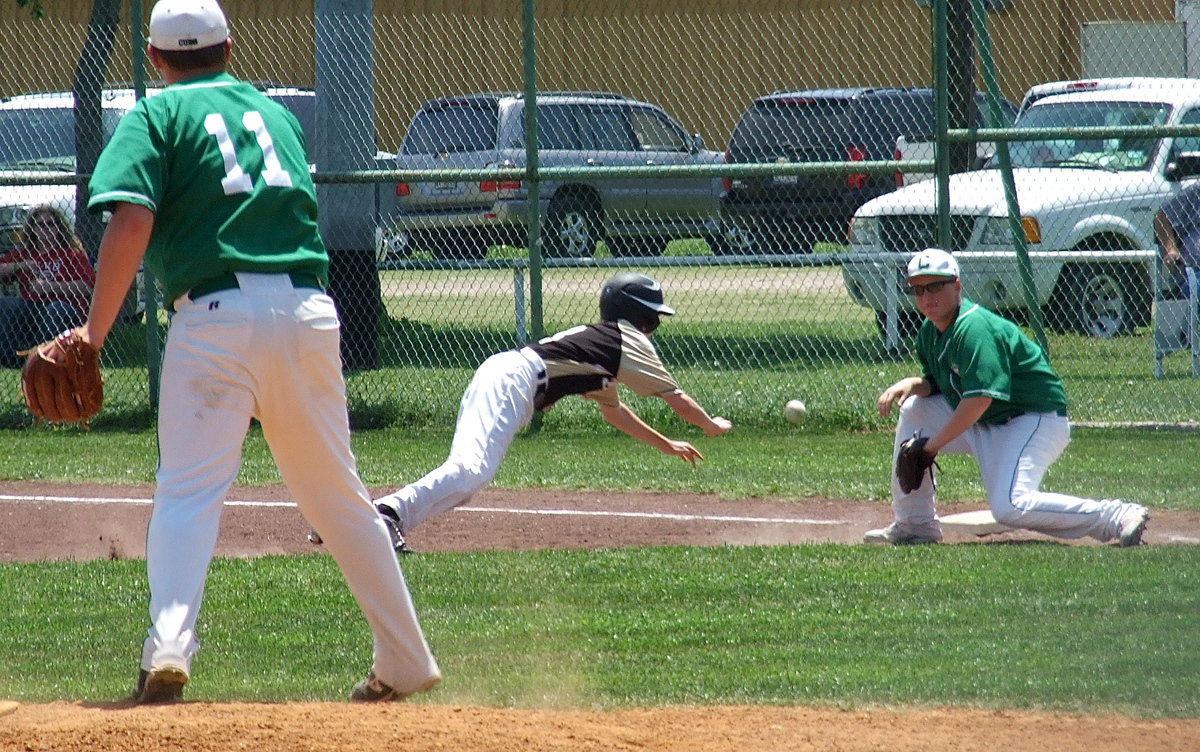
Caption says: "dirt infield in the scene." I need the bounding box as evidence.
[2,481,1199,751]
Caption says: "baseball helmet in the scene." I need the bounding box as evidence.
[599,272,675,333]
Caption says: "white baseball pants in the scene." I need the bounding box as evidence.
[146,272,440,694]
[377,348,543,534]
[893,394,1130,541]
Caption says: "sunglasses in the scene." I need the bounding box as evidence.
[905,279,954,297]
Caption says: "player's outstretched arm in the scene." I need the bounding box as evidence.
[599,401,705,467]
[661,391,732,437]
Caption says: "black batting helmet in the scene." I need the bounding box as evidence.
[599,272,675,334]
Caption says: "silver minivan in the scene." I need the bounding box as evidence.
[392,91,727,258]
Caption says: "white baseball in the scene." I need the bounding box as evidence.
[784,399,807,424]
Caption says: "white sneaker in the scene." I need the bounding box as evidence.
[863,522,942,545]
[1116,504,1150,547]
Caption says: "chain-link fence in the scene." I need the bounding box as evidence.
[2,0,1197,431]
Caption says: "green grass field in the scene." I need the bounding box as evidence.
[0,545,1195,715]
[1,421,1197,715]
[1,258,1196,716]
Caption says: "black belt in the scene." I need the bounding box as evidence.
[188,271,324,300]
[994,408,1068,425]
[519,346,549,409]
[532,366,548,410]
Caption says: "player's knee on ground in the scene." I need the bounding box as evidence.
[993,497,1031,527]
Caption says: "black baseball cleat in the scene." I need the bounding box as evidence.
[350,671,440,702]
[350,672,404,702]
[133,666,187,704]
[376,504,414,555]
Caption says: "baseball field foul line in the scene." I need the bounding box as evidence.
[462,506,847,526]
[0,494,847,527]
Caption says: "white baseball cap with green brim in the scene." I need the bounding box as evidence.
[149,0,229,51]
[905,248,960,280]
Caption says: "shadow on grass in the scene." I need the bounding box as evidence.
[377,315,899,370]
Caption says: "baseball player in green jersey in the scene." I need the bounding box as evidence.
[865,248,1150,546]
[76,0,439,703]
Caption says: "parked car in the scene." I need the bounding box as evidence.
[721,87,1019,253]
[0,85,396,316]
[391,91,730,259]
[842,78,1200,341]
[0,84,394,251]
[1015,76,1198,118]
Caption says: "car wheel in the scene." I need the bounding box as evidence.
[608,234,666,257]
[1053,263,1137,338]
[544,195,601,258]
[707,220,756,255]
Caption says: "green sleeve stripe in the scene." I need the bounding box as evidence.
[963,388,1010,400]
[89,190,157,212]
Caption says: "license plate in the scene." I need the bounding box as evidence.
[427,181,459,195]
[774,174,798,185]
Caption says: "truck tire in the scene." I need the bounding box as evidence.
[707,220,755,256]
[544,194,601,258]
[1052,263,1140,338]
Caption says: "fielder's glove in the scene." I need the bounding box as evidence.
[19,330,104,426]
[895,432,939,494]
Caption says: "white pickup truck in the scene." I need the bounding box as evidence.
[844,78,1200,342]
[891,79,1178,187]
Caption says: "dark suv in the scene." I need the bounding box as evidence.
[720,87,1014,253]
[392,91,727,259]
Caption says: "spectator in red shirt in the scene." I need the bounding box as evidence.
[0,205,96,367]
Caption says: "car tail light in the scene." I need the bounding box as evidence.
[395,182,410,197]
[722,148,733,192]
[847,145,868,189]
[480,179,521,192]
[482,160,521,192]
[893,146,904,187]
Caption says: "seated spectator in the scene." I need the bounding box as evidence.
[0,206,96,367]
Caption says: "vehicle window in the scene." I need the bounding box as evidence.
[400,101,498,155]
[0,107,128,169]
[537,104,582,150]
[578,105,636,151]
[267,94,315,147]
[973,93,1017,128]
[1170,108,1200,158]
[855,95,933,144]
[732,98,860,157]
[1009,100,1170,170]
[628,106,687,151]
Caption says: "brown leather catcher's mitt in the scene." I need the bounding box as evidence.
[19,330,104,425]
[896,432,939,494]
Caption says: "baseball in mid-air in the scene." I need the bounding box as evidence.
[783,399,807,425]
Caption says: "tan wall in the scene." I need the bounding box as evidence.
[1,0,1177,149]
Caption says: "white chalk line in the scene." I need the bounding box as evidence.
[462,506,845,526]
[0,494,847,526]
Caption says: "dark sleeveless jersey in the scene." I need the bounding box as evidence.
[526,319,681,409]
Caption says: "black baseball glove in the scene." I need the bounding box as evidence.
[896,432,939,494]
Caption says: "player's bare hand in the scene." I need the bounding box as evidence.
[706,417,733,436]
[666,440,704,467]
[878,377,923,418]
